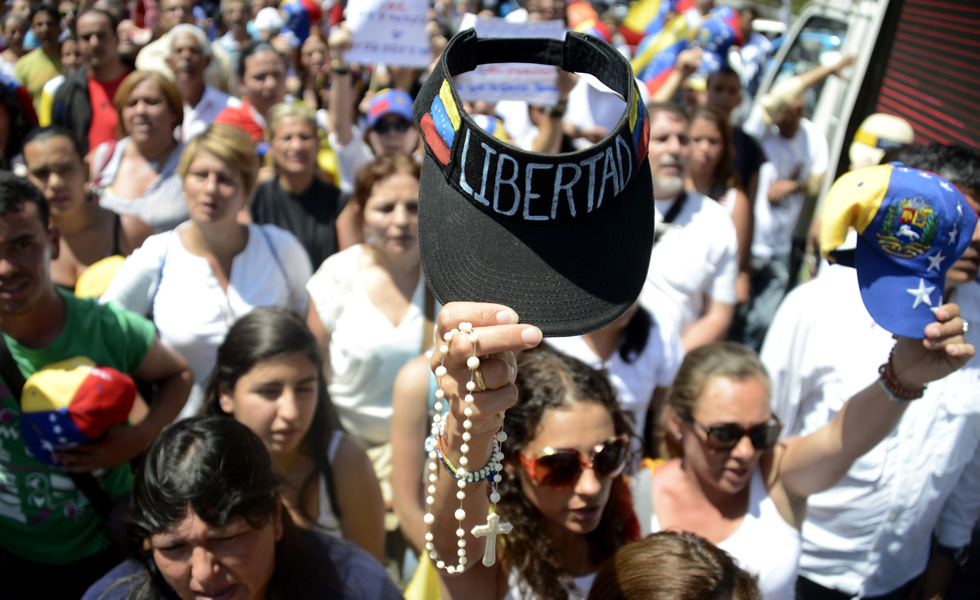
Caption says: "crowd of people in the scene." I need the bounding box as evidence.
[0,0,978,598]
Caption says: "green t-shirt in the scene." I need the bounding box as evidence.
[0,289,155,564]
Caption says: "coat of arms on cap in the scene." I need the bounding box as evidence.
[877,196,940,259]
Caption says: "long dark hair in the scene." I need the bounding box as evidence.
[690,104,741,194]
[498,345,639,600]
[202,307,344,528]
[124,417,343,598]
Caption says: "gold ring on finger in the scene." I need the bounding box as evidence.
[473,366,488,391]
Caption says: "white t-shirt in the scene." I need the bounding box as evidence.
[182,85,235,142]
[761,266,980,596]
[101,223,312,417]
[328,125,375,194]
[502,569,596,600]
[565,76,626,150]
[639,191,739,335]
[306,245,432,446]
[753,118,828,258]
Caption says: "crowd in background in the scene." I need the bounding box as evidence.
[0,0,978,598]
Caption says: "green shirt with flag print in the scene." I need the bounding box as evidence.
[0,288,155,564]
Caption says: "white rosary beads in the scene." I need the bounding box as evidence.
[423,322,510,571]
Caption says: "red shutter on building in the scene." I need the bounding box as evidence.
[873,0,980,149]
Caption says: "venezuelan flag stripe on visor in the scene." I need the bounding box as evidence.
[421,80,461,165]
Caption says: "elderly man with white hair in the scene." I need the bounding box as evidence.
[134,0,236,94]
[165,24,234,141]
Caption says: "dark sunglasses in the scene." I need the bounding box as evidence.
[373,119,412,135]
[685,416,782,452]
[519,434,630,490]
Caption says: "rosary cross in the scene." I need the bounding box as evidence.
[471,511,513,567]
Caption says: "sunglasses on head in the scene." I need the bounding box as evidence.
[519,434,630,490]
[373,119,412,135]
[684,416,782,452]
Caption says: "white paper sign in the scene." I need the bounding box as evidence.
[454,16,566,105]
[345,0,431,68]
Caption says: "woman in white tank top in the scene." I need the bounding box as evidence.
[642,332,972,600]
[201,307,386,562]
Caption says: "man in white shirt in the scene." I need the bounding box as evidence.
[639,102,739,351]
[165,24,233,142]
[735,89,828,349]
[134,0,236,94]
[761,144,980,600]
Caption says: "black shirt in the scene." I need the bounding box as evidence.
[733,126,766,191]
[250,176,347,270]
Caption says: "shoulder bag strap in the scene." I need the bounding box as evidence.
[422,284,436,354]
[0,331,26,396]
[257,225,288,281]
[661,191,688,225]
[630,463,653,539]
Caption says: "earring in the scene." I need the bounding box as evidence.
[674,433,682,441]
[220,399,230,409]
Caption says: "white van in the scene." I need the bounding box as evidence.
[751,0,979,272]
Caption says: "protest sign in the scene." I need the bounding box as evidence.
[345,0,431,68]
[454,15,566,104]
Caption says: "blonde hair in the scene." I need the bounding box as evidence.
[113,70,184,140]
[177,124,259,194]
[660,342,770,458]
[268,102,318,140]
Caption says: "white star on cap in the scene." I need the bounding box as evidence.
[919,171,932,178]
[948,222,959,244]
[941,180,954,192]
[907,278,935,309]
[958,203,964,217]
[927,251,946,272]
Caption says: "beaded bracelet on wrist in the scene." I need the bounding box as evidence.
[877,347,926,401]
[425,432,501,483]
[422,323,511,573]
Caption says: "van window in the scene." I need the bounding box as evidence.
[771,16,848,119]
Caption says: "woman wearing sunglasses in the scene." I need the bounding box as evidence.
[422,342,639,599]
[636,335,970,600]
[426,301,971,600]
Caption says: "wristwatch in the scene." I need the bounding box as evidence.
[540,100,568,119]
[934,539,970,568]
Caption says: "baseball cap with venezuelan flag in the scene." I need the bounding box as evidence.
[367,88,415,129]
[820,163,978,338]
[20,357,137,465]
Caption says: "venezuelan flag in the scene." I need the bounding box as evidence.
[420,80,461,165]
[624,0,675,36]
[631,15,693,89]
